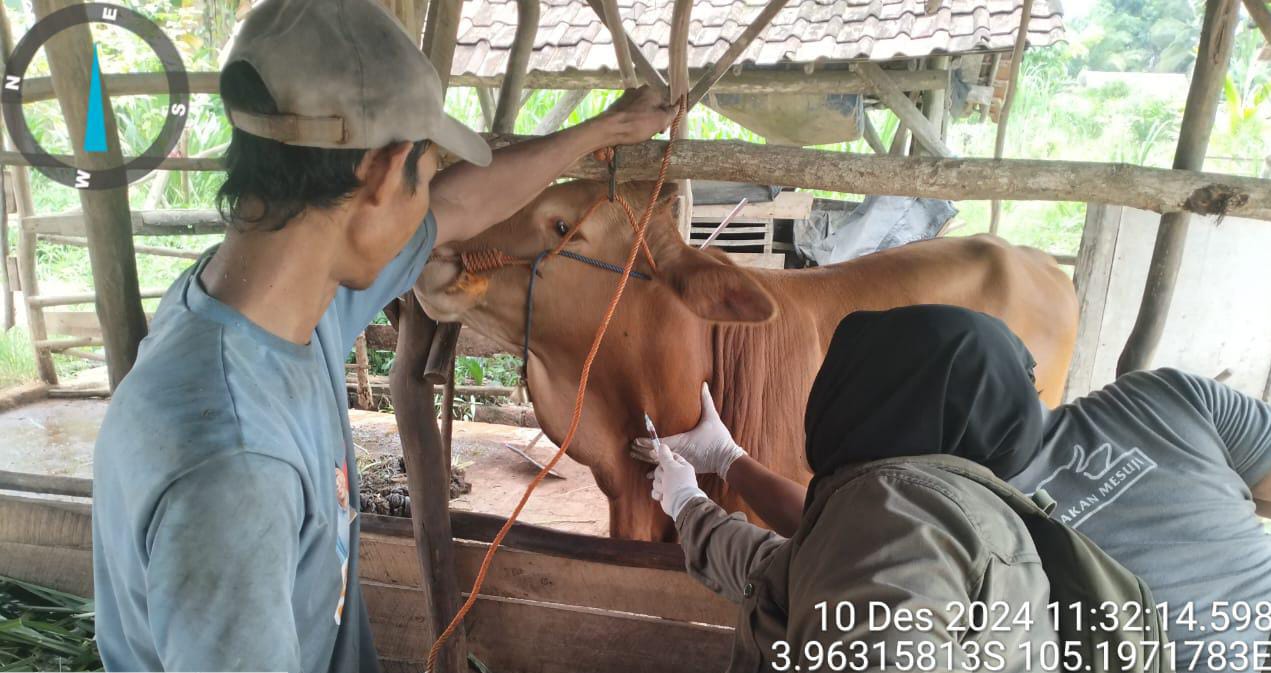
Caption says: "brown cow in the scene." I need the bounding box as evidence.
[418,180,1078,541]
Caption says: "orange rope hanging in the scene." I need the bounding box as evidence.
[425,97,687,672]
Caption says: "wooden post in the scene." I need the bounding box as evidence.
[491,0,539,134]
[686,0,792,109]
[1,4,51,378]
[922,56,951,143]
[597,0,638,88]
[422,0,462,94]
[668,0,693,102]
[0,164,10,330]
[389,295,466,673]
[533,90,588,134]
[1117,0,1240,375]
[989,0,1034,234]
[476,87,496,131]
[35,0,147,389]
[584,0,669,95]
[1064,204,1124,400]
[353,333,373,410]
[858,63,953,157]
[862,114,887,154]
[1244,0,1271,46]
[888,119,910,156]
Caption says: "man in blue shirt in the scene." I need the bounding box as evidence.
[90,0,675,670]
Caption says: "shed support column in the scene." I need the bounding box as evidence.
[35,0,146,389]
[491,0,538,134]
[422,0,462,94]
[989,0,1035,234]
[390,295,466,673]
[1116,0,1240,375]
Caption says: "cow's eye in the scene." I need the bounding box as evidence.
[554,219,570,237]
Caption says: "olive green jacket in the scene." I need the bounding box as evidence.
[675,457,1058,673]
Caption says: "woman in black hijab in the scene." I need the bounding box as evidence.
[639,304,1058,673]
[803,303,1044,495]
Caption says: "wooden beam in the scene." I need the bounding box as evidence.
[668,0,693,101]
[888,119,910,156]
[24,208,225,237]
[474,134,1271,220]
[40,234,202,259]
[862,114,887,154]
[16,67,949,99]
[422,0,462,93]
[1243,0,1271,47]
[387,295,466,673]
[34,0,147,389]
[0,150,221,172]
[1118,0,1241,375]
[990,0,1035,234]
[533,90,588,134]
[857,63,952,158]
[687,0,793,109]
[584,0,669,95]
[491,0,539,134]
[595,0,638,88]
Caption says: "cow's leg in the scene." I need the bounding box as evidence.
[589,459,676,542]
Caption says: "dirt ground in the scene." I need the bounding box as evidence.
[0,398,609,536]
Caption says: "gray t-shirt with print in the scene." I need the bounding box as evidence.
[1009,368,1271,672]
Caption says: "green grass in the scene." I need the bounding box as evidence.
[0,576,101,672]
[0,330,38,389]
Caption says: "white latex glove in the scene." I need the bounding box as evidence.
[630,383,746,477]
[649,441,707,519]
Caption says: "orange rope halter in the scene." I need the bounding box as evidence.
[425,97,687,672]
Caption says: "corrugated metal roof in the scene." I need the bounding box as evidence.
[452,0,1065,79]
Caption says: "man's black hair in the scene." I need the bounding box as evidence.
[216,62,430,231]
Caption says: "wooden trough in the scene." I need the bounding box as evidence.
[0,476,737,673]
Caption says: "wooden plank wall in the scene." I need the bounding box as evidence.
[0,494,738,673]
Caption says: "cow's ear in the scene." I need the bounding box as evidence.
[660,249,778,323]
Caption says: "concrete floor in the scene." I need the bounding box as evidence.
[0,398,609,535]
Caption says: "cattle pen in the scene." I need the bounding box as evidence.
[1,0,1270,672]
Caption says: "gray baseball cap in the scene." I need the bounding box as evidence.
[223,0,491,166]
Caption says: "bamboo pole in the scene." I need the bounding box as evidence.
[990,0,1035,234]
[687,0,793,109]
[472,134,1271,220]
[491,0,539,134]
[1117,0,1241,375]
[388,296,466,673]
[34,0,147,389]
